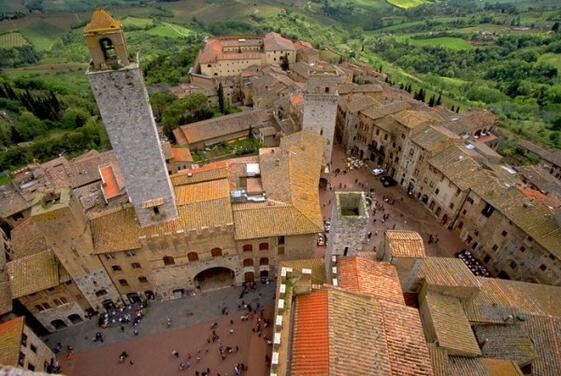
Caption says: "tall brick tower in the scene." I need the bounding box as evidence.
[32,189,121,311]
[302,66,342,166]
[84,8,177,227]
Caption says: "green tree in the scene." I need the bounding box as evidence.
[61,107,90,129]
[217,83,225,114]
[161,93,212,139]
[15,111,47,141]
[150,92,177,122]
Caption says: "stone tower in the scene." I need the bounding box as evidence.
[325,192,370,272]
[32,189,121,311]
[84,8,177,227]
[302,66,342,166]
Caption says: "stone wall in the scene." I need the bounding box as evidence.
[303,94,339,165]
[20,324,55,372]
[32,302,87,333]
[87,64,177,228]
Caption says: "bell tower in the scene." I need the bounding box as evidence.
[85,9,178,227]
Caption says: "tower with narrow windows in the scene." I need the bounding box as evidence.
[302,66,343,166]
[84,8,177,227]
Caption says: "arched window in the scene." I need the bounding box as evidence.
[259,242,269,251]
[99,37,116,61]
[131,262,141,269]
[260,257,269,266]
[163,256,175,266]
[188,252,198,262]
[111,265,122,272]
[138,276,148,283]
[243,244,253,252]
[119,279,128,287]
[243,258,254,267]
[211,248,222,257]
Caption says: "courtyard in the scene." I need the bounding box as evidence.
[316,143,465,258]
[45,283,275,376]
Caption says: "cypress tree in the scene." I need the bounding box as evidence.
[436,93,442,106]
[428,95,435,107]
[217,82,225,114]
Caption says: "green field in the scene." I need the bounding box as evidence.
[0,32,28,49]
[386,0,428,9]
[408,37,474,50]
[146,22,195,38]
[19,23,66,51]
[122,16,154,29]
[538,53,561,72]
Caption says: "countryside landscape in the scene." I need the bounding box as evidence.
[0,0,560,174]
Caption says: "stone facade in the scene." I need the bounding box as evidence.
[325,192,370,272]
[31,189,122,311]
[302,68,342,165]
[87,64,178,228]
[20,322,55,372]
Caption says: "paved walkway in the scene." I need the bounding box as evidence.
[316,143,465,258]
[44,283,275,355]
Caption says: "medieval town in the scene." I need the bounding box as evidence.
[0,7,561,376]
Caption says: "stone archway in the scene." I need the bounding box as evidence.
[194,267,235,290]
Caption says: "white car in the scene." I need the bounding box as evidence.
[371,168,384,176]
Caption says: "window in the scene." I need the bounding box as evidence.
[211,248,222,257]
[243,244,253,252]
[188,252,198,261]
[481,203,495,218]
[112,265,122,272]
[30,344,37,354]
[131,262,141,269]
[466,235,473,244]
[435,188,440,195]
[259,243,269,251]
[125,251,136,257]
[119,279,129,287]
[278,236,285,245]
[138,276,148,283]
[27,364,35,371]
[53,299,61,306]
[42,302,50,309]
[163,256,175,265]
[519,246,526,253]
[18,353,24,366]
[104,254,115,260]
[492,244,498,251]
[466,196,474,204]
[483,255,491,263]
[501,230,507,237]
[540,264,547,271]
[456,188,461,196]
[95,289,107,297]
[509,261,517,269]
[449,203,455,210]
[462,209,467,215]
[409,148,414,156]
[243,258,254,267]
[260,257,269,265]
[21,333,27,346]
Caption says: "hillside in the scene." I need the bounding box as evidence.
[0,0,560,174]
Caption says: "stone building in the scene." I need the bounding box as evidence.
[324,192,370,270]
[379,230,427,285]
[302,67,344,165]
[0,317,55,373]
[517,139,561,182]
[194,33,296,78]
[85,8,178,228]
[335,93,379,154]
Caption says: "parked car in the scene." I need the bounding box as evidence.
[380,175,397,187]
[371,168,384,176]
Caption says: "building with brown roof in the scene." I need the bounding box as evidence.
[194,33,297,78]
[0,317,55,373]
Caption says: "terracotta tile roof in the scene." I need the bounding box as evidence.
[84,8,122,33]
[379,300,434,376]
[520,187,561,210]
[90,206,141,253]
[0,185,29,218]
[338,257,405,305]
[6,250,59,298]
[360,101,410,120]
[447,356,489,376]
[411,125,459,154]
[427,344,449,376]
[263,32,294,51]
[69,150,117,188]
[517,139,561,167]
[492,278,561,317]
[233,131,323,240]
[0,317,24,366]
[171,147,193,163]
[522,316,561,375]
[407,257,481,295]
[393,110,435,129]
[10,218,47,259]
[291,289,329,375]
[340,93,379,114]
[423,291,481,356]
[171,161,229,186]
[99,163,123,200]
[175,110,272,145]
[0,281,12,315]
[384,230,427,258]
[429,145,483,191]
[462,278,515,324]
[279,259,326,285]
[175,179,230,205]
[480,358,524,376]
[474,324,536,366]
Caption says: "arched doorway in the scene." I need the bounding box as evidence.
[194,267,235,290]
[244,271,254,282]
[68,314,83,325]
[51,320,67,330]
